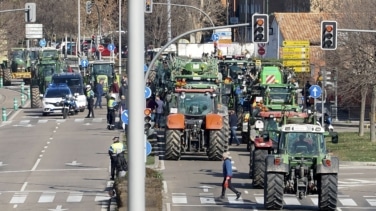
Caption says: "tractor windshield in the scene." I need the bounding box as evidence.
[268,87,291,104]
[41,64,57,77]
[177,93,213,115]
[12,50,25,60]
[93,64,113,75]
[280,132,326,155]
[42,50,58,58]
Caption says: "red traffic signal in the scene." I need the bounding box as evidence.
[145,0,153,13]
[321,21,338,50]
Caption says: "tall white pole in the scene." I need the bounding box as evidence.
[78,0,81,64]
[167,0,172,41]
[119,0,122,74]
[128,0,145,210]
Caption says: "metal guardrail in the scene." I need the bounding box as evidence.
[329,106,374,121]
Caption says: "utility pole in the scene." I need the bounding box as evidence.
[167,0,171,41]
[118,0,122,74]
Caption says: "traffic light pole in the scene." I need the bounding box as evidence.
[144,23,249,82]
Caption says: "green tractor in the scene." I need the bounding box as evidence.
[3,48,32,85]
[30,48,65,108]
[264,124,339,210]
[164,57,230,161]
[87,60,118,95]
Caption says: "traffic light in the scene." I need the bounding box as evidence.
[145,0,153,13]
[86,1,92,15]
[321,21,337,50]
[25,3,36,22]
[252,14,269,43]
[144,108,153,136]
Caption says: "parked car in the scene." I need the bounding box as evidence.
[41,83,73,116]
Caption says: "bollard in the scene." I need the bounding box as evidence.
[13,98,18,111]
[21,82,24,93]
[21,94,25,106]
[0,77,3,88]
[2,108,6,121]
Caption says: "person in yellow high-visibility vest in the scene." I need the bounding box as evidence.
[107,94,118,130]
[108,137,126,180]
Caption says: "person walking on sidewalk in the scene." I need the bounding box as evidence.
[229,110,240,146]
[154,95,164,129]
[220,152,241,200]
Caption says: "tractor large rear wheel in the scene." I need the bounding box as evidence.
[208,129,227,161]
[248,143,255,178]
[3,69,11,86]
[31,86,41,108]
[318,174,338,211]
[165,129,181,160]
[264,172,284,210]
[222,115,229,151]
[252,149,268,188]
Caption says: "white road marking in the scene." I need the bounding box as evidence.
[366,198,376,206]
[92,118,103,122]
[95,193,111,201]
[255,196,263,204]
[19,120,30,124]
[38,119,48,123]
[38,191,56,203]
[31,158,41,171]
[227,193,243,204]
[311,197,318,205]
[66,192,83,202]
[74,118,84,122]
[199,193,215,204]
[339,198,357,206]
[283,196,301,205]
[20,182,27,191]
[10,192,28,204]
[172,193,187,203]
[162,181,168,194]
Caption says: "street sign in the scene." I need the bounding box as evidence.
[309,85,322,99]
[282,54,309,59]
[211,33,219,41]
[121,110,129,125]
[80,59,89,68]
[283,40,310,47]
[25,24,43,39]
[283,60,309,66]
[145,141,152,156]
[258,47,265,55]
[98,45,105,52]
[39,39,46,47]
[107,43,115,51]
[292,66,310,73]
[282,47,309,53]
[145,87,152,98]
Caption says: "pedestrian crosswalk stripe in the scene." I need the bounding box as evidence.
[284,196,300,205]
[227,193,243,204]
[199,193,215,204]
[67,192,83,202]
[92,118,102,123]
[38,191,55,203]
[56,119,66,123]
[20,120,30,124]
[172,193,187,204]
[366,198,376,206]
[310,197,318,205]
[74,118,84,123]
[339,198,357,206]
[10,192,28,204]
[94,193,111,202]
[38,119,48,123]
[255,196,263,204]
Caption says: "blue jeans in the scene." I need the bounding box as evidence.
[230,126,240,145]
[95,96,102,108]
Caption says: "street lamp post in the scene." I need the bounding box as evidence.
[77,0,81,64]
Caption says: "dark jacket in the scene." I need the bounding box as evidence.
[96,83,103,96]
[229,113,237,127]
[119,84,128,99]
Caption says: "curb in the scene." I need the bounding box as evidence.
[340,161,376,166]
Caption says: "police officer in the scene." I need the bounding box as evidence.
[107,93,118,130]
[108,137,126,180]
[85,85,95,118]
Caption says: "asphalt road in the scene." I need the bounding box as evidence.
[160,140,376,211]
[0,105,119,211]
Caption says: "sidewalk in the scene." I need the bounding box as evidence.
[0,87,30,122]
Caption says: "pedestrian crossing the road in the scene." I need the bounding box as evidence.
[1,191,112,204]
[0,117,120,127]
[170,192,376,208]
